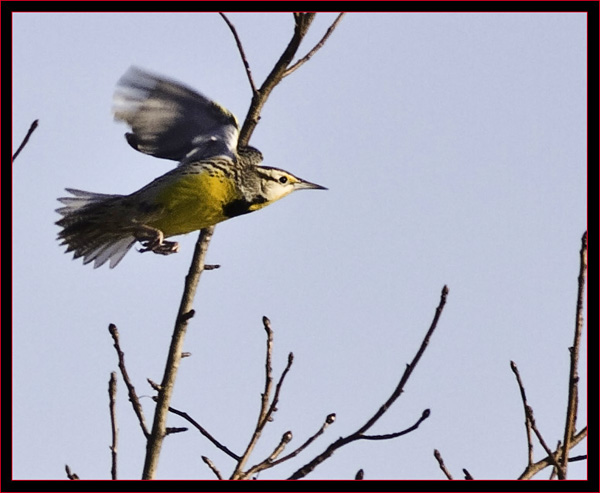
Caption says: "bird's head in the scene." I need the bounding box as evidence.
[249,166,327,211]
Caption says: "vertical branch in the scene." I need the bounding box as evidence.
[142,226,214,480]
[560,231,587,477]
[510,361,534,465]
[231,317,275,479]
[141,13,343,479]
[108,372,118,480]
[108,324,150,438]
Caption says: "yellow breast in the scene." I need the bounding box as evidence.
[150,169,240,237]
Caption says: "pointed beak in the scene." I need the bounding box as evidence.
[295,179,328,191]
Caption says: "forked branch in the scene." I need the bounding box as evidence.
[560,231,587,477]
[288,286,449,480]
[231,317,295,479]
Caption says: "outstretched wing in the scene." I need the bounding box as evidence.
[113,67,240,162]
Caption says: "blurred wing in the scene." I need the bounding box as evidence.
[113,66,240,162]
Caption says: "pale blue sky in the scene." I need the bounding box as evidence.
[13,12,587,480]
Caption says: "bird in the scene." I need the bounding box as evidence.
[56,67,326,269]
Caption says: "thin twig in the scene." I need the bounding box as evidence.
[288,286,449,480]
[355,469,364,480]
[357,286,448,436]
[510,361,534,465]
[265,352,294,423]
[202,456,223,480]
[242,431,293,478]
[168,406,241,460]
[219,13,257,94]
[231,316,277,479]
[284,13,346,77]
[525,405,564,478]
[518,427,587,479]
[147,378,161,392]
[433,449,454,480]
[108,372,118,480]
[12,119,39,161]
[238,13,316,146]
[361,409,430,440]
[560,231,587,478]
[108,324,150,438]
[165,426,188,435]
[142,226,215,479]
[269,413,336,467]
[65,464,79,480]
[259,316,275,429]
[463,468,474,480]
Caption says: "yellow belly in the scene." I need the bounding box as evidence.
[149,171,239,237]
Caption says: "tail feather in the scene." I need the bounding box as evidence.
[56,189,136,268]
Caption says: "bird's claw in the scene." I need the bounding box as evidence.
[139,240,179,255]
[135,226,179,256]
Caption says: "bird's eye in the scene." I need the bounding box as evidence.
[279,176,288,184]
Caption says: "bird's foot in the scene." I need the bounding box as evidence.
[140,240,179,255]
[135,226,179,256]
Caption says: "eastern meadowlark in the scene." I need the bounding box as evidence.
[56,67,326,268]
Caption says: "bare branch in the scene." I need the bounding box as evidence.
[108,324,150,438]
[231,316,281,478]
[142,226,215,479]
[65,464,79,480]
[518,427,587,479]
[168,406,240,461]
[355,469,364,480]
[165,427,188,435]
[242,431,293,478]
[270,413,336,467]
[265,352,294,424]
[219,13,257,94]
[433,449,454,480]
[560,230,587,478]
[360,409,430,440]
[141,15,342,479]
[284,13,346,77]
[147,378,161,392]
[357,286,448,435]
[510,361,534,465]
[288,286,449,480]
[202,456,223,480]
[238,13,316,146]
[13,119,39,161]
[463,468,474,480]
[259,316,275,429]
[524,405,564,478]
[108,372,118,480]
